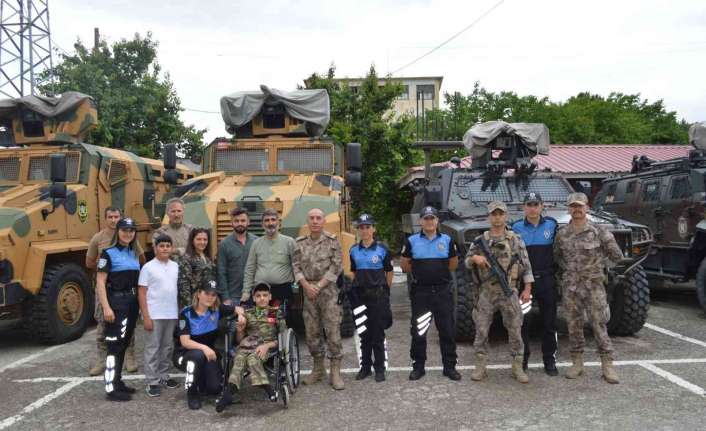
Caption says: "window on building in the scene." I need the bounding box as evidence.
[642,181,661,201]
[670,176,691,200]
[416,85,435,101]
[349,85,359,94]
[397,85,409,100]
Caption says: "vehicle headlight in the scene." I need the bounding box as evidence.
[631,227,652,243]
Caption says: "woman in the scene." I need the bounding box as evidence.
[176,227,216,309]
[175,280,244,410]
[95,218,142,401]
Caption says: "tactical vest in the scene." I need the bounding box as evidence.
[475,231,520,287]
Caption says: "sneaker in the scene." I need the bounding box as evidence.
[215,390,232,413]
[355,368,372,381]
[160,378,179,389]
[187,393,201,410]
[374,371,386,382]
[261,384,277,402]
[114,381,136,394]
[106,391,132,402]
[146,385,161,397]
[408,368,425,381]
[443,368,462,381]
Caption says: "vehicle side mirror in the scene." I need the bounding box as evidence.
[164,143,177,170]
[345,171,361,188]
[49,182,67,199]
[50,153,66,183]
[345,143,362,188]
[164,169,179,185]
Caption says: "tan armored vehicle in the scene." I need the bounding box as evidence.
[171,85,361,334]
[0,92,195,344]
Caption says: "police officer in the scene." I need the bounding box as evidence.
[95,218,141,401]
[400,206,460,381]
[554,192,623,384]
[511,192,559,376]
[466,201,534,383]
[349,214,393,383]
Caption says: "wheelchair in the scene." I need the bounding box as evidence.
[222,302,300,408]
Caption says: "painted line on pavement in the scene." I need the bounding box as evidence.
[0,379,83,430]
[0,328,97,375]
[643,323,706,348]
[639,363,705,397]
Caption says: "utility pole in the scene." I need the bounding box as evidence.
[0,0,54,98]
[93,27,98,51]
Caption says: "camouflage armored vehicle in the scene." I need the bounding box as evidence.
[0,92,195,344]
[595,122,706,313]
[400,121,653,340]
[169,85,361,334]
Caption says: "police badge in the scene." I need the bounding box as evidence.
[97,258,107,269]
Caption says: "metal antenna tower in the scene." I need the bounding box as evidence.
[0,0,53,98]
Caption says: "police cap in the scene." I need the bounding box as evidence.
[420,206,438,219]
[116,218,137,230]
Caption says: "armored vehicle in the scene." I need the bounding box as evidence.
[0,92,195,344]
[400,121,653,340]
[170,86,361,334]
[595,122,706,313]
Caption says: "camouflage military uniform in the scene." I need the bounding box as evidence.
[229,306,284,388]
[293,231,343,359]
[554,221,623,354]
[466,230,534,357]
[176,253,216,309]
[152,223,192,256]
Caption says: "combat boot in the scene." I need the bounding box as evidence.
[124,344,138,373]
[600,354,619,384]
[470,354,487,381]
[512,355,529,384]
[89,343,107,376]
[330,358,345,390]
[565,353,584,379]
[303,356,327,385]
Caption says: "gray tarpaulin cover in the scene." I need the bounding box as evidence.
[220,85,330,135]
[689,122,706,150]
[463,121,550,158]
[0,91,92,117]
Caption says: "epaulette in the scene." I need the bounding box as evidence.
[323,230,337,239]
[296,235,307,242]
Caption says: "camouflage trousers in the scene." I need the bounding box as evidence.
[563,279,613,355]
[303,284,342,360]
[473,283,524,357]
[95,299,135,354]
[229,349,270,388]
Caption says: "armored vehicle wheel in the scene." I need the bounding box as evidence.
[608,265,650,336]
[340,278,355,338]
[454,266,476,342]
[695,259,706,314]
[25,263,92,344]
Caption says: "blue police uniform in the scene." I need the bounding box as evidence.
[174,304,235,398]
[350,241,393,374]
[98,244,140,397]
[512,216,558,368]
[402,231,458,373]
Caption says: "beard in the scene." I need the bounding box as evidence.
[234,225,247,234]
[264,225,278,236]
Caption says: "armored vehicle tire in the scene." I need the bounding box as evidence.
[607,265,650,336]
[695,259,706,314]
[454,266,476,342]
[26,263,93,344]
[340,278,355,338]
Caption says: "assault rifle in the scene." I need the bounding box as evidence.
[473,236,517,298]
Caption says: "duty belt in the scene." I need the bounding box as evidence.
[108,288,136,297]
[532,270,553,279]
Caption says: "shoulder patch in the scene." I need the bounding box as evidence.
[179,319,186,330]
[97,258,107,269]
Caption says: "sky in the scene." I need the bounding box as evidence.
[48,0,706,142]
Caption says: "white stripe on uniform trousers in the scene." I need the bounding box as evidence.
[416,312,432,323]
[184,361,195,390]
[353,305,367,316]
[355,315,368,326]
[104,355,115,393]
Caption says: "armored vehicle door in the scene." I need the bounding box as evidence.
[663,174,694,244]
[635,176,667,240]
[97,156,130,220]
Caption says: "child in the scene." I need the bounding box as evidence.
[138,234,180,397]
[221,282,284,409]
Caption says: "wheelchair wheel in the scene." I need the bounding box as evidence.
[285,328,300,390]
[272,353,281,397]
[282,385,289,409]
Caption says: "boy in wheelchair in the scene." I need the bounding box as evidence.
[216,282,287,412]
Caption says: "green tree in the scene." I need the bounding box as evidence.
[304,66,420,245]
[40,32,205,159]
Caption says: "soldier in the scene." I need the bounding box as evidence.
[85,207,145,376]
[176,227,216,309]
[400,206,461,382]
[349,213,393,383]
[511,192,559,376]
[293,208,344,390]
[240,208,296,305]
[152,198,192,256]
[554,192,623,384]
[466,201,533,384]
[217,207,257,305]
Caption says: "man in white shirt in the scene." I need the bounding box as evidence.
[138,234,180,397]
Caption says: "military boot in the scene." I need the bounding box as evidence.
[89,343,107,376]
[303,356,327,385]
[600,354,619,384]
[565,353,584,379]
[124,344,138,373]
[470,354,488,381]
[512,355,529,383]
[330,358,345,390]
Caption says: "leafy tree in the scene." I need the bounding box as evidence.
[40,32,205,159]
[304,66,420,245]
